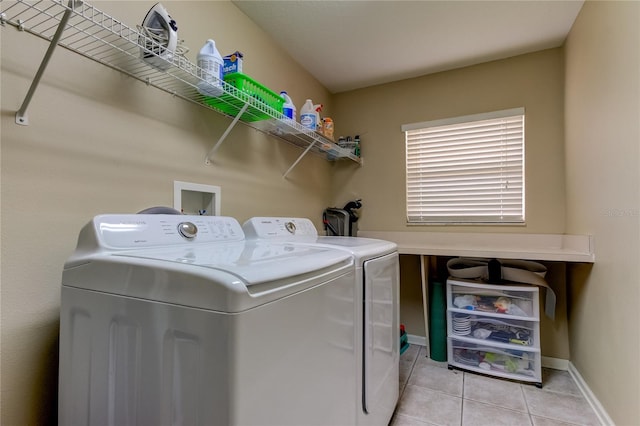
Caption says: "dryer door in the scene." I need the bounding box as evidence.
[362,252,400,421]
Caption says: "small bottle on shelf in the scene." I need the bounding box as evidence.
[323,117,334,140]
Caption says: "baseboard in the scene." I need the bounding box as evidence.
[568,362,614,426]
[541,356,569,370]
[407,334,427,347]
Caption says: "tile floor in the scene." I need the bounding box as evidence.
[391,345,602,426]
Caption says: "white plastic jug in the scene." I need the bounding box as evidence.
[300,99,316,131]
[197,39,224,97]
[280,91,297,120]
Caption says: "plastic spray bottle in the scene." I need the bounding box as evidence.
[314,104,323,133]
[197,39,224,97]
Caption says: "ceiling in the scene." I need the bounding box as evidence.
[232,0,584,93]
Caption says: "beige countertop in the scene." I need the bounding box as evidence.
[358,231,594,263]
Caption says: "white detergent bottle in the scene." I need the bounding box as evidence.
[300,99,317,131]
[280,91,297,120]
[197,39,224,97]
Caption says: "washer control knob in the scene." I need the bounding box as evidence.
[285,221,296,234]
[178,222,198,239]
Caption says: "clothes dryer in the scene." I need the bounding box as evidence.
[59,214,358,426]
[243,217,400,426]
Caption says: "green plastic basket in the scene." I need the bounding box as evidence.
[202,73,284,122]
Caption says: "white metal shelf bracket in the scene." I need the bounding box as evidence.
[283,140,317,178]
[14,0,77,126]
[205,102,250,165]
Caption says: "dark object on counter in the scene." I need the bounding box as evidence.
[323,199,362,236]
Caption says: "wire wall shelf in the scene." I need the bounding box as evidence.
[0,0,361,176]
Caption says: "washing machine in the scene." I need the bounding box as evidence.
[59,214,359,426]
[243,217,400,426]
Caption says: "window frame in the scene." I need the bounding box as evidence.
[402,107,526,225]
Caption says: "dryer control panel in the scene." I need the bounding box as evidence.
[243,217,318,240]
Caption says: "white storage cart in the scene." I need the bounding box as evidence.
[446,278,542,387]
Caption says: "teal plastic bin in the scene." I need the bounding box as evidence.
[429,281,447,362]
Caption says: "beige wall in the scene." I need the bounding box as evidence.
[564,1,640,424]
[331,48,566,234]
[0,2,334,424]
[399,255,427,338]
[332,49,570,359]
[3,0,637,424]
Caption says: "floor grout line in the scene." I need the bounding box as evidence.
[460,372,465,426]
[396,345,602,426]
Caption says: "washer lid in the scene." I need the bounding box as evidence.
[114,240,352,285]
[241,217,397,262]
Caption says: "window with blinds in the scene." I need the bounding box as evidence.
[402,108,525,224]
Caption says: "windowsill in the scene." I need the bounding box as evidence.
[357,231,594,263]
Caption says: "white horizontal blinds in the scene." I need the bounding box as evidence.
[404,108,525,224]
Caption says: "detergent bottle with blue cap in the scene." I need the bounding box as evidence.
[280,91,296,120]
